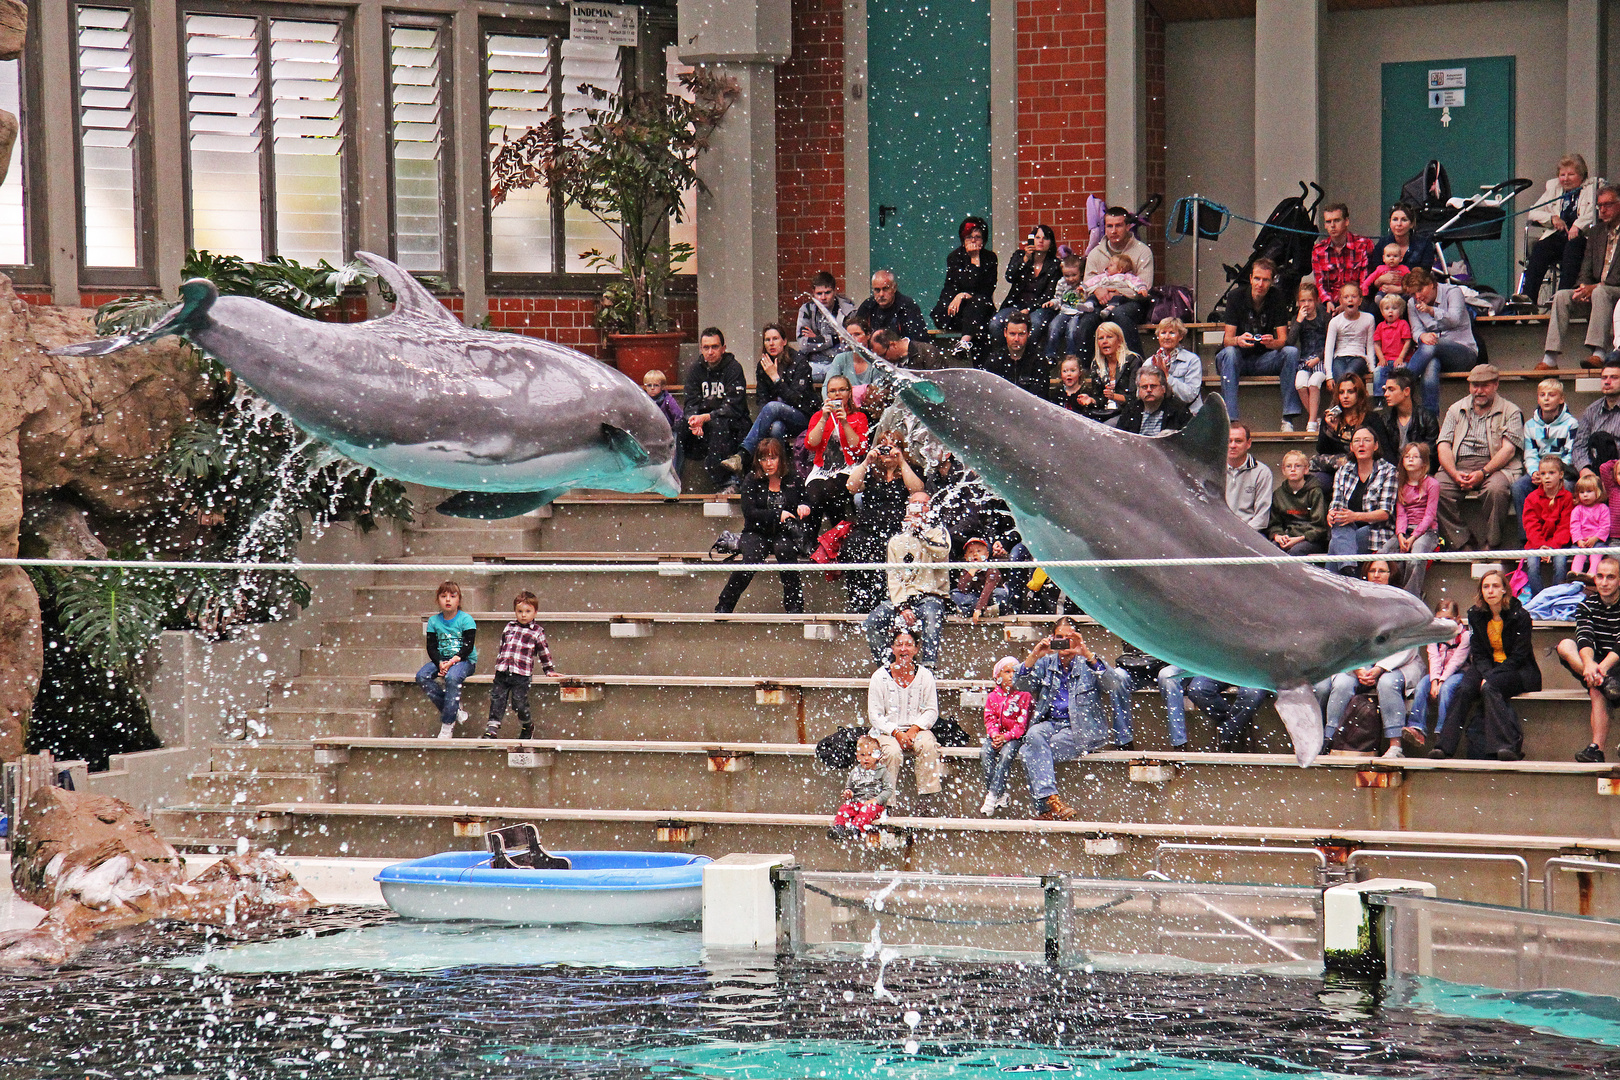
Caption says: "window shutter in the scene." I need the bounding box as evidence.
[0,57,24,264]
[559,40,621,271]
[185,13,264,259]
[76,6,138,267]
[486,32,552,274]
[268,19,345,266]
[665,46,695,275]
[388,23,445,274]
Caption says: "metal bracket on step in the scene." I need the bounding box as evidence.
[311,743,350,766]
[609,618,654,639]
[369,682,395,700]
[959,687,989,709]
[1004,624,1040,642]
[1128,760,1180,785]
[1598,770,1620,796]
[656,819,704,843]
[803,623,836,641]
[558,680,604,703]
[1083,834,1128,856]
[452,815,487,838]
[252,812,291,834]
[705,749,754,773]
[506,749,555,769]
[1355,767,1404,789]
[754,681,800,706]
[703,499,736,517]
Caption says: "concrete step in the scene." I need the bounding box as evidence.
[267,677,377,709]
[402,523,542,557]
[245,707,384,741]
[297,646,425,677]
[207,741,317,773]
[186,770,328,805]
[538,499,739,554]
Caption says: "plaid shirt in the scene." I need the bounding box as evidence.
[1331,459,1399,550]
[495,620,555,677]
[1311,233,1376,304]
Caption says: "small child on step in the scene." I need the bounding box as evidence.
[417,581,477,740]
[831,735,894,837]
[979,656,1030,815]
[484,589,564,739]
[643,369,684,477]
[1569,474,1611,577]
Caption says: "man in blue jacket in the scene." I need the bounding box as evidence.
[1014,617,1127,820]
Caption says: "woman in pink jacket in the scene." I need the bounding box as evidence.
[980,656,1031,815]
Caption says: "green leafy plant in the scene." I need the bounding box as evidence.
[490,69,737,334]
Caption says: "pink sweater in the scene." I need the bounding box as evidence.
[1427,630,1472,683]
[1572,502,1611,543]
[1395,476,1439,537]
[983,687,1032,741]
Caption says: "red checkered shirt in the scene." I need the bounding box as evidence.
[495,620,555,677]
[1311,233,1376,304]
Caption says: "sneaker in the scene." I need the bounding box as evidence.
[483,726,501,739]
[519,725,534,740]
[456,708,468,726]
[1279,418,1295,433]
[720,454,745,474]
[1427,747,1448,759]
[1497,748,1524,762]
[1034,794,1076,821]
[1116,741,1136,752]
[1380,744,1405,759]
[994,792,1011,809]
[1306,420,1319,433]
[1575,743,1606,763]
[979,794,998,816]
[435,723,455,740]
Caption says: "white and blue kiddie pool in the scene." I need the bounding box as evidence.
[376,850,711,924]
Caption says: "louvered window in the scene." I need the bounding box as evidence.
[75,6,140,269]
[0,56,25,266]
[184,10,348,264]
[484,25,624,278]
[387,18,447,275]
[665,46,695,275]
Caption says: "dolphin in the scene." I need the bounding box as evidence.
[50,252,679,518]
[893,367,1454,766]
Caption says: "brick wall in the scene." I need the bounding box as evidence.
[1143,1,1167,273]
[486,296,604,356]
[775,0,845,326]
[1016,0,1108,250]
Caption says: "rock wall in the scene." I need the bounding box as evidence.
[0,276,212,760]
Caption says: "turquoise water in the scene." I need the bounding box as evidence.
[1395,975,1620,1049]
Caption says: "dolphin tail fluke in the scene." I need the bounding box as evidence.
[1275,684,1325,768]
[49,278,220,357]
[436,488,569,520]
[601,423,651,466]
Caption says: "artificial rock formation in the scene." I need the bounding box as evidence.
[1,784,316,966]
[0,276,211,759]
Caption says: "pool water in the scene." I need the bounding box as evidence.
[2,908,1617,1079]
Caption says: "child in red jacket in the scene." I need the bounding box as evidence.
[979,656,1031,815]
[1522,456,1573,596]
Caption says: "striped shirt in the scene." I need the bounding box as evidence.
[495,620,556,677]
[1574,594,1620,661]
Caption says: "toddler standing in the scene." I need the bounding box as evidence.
[417,581,477,739]
[643,369,684,477]
[1323,283,1377,385]
[1570,474,1611,577]
[979,657,1031,815]
[484,589,564,739]
[831,735,895,837]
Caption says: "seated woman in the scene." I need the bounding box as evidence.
[1314,559,1428,758]
[1326,425,1397,575]
[1312,374,1372,490]
[1366,202,1439,303]
[1074,321,1143,423]
[866,628,943,804]
[1430,568,1541,761]
[803,375,869,527]
[822,315,877,398]
[1522,154,1597,307]
[988,224,1061,344]
[731,323,816,474]
[931,216,998,345]
[841,433,924,613]
[714,438,811,614]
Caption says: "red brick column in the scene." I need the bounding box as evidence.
[1016,0,1108,251]
[775,0,846,326]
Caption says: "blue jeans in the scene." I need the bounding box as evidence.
[1525,553,1569,596]
[741,401,808,454]
[1108,663,1189,748]
[1331,354,1370,383]
[1184,677,1270,747]
[1044,310,1087,358]
[1407,673,1462,736]
[952,586,1010,616]
[1017,705,1112,809]
[1406,341,1478,415]
[864,597,945,666]
[416,659,475,728]
[1215,345,1302,421]
[1326,523,1373,575]
[981,736,1023,795]
[1318,670,1410,741]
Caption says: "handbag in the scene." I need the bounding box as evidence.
[815,725,867,769]
[1330,692,1383,754]
[930,716,973,748]
[1115,650,1165,683]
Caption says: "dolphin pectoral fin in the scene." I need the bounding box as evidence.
[601,423,651,466]
[1274,684,1325,768]
[354,251,461,326]
[1162,393,1231,495]
[435,488,569,520]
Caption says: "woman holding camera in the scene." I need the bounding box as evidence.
[842,434,924,612]
[803,375,868,526]
[715,438,812,614]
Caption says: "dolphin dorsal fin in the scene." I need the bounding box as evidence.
[354,251,461,326]
[1162,393,1231,493]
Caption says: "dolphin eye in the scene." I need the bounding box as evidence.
[1375,633,1390,645]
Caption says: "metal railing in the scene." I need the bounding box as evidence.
[1346,849,1530,909]
[1542,856,1620,911]
[1151,842,1329,878]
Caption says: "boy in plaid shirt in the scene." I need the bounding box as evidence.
[484,590,563,738]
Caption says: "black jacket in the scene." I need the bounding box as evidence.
[1466,602,1541,689]
[756,351,817,415]
[932,246,1000,325]
[1001,249,1062,311]
[739,473,809,538]
[981,341,1052,399]
[1113,394,1192,434]
[685,353,749,426]
[1369,403,1440,470]
[856,292,928,339]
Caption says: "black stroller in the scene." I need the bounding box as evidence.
[1400,160,1532,300]
[1205,181,1324,321]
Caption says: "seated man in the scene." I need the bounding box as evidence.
[1111,365,1190,435]
[1184,678,1272,752]
[796,270,857,380]
[1214,259,1302,428]
[1072,207,1156,359]
[1015,617,1128,819]
[980,312,1049,397]
[871,326,946,372]
[1310,202,1376,307]
[681,327,750,493]
[1436,364,1525,551]
[865,628,943,804]
[1225,421,1274,530]
[1541,183,1620,371]
[863,492,952,666]
[856,270,928,340]
[1555,554,1620,763]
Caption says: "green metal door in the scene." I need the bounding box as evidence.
[1380,56,1516,293]
[867,0,991,315]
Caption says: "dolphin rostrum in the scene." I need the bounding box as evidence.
[51,252,679,518]
[893,367,1454,766]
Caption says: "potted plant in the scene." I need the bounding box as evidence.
[490,68,736,382]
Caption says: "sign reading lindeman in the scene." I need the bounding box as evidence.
[571,2,638,46]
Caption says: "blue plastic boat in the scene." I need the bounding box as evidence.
[375,850,711,924]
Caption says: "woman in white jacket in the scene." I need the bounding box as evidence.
[866,629,942,799]
[1523,154,1599,306]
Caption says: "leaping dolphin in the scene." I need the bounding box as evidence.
[894,368,1454,766]
[51,252,679,518]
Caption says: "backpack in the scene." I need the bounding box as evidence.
[930,716,973,747]
[815,725,867,769]
[1330,692,1383,753]
[1148,285,1195,324]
